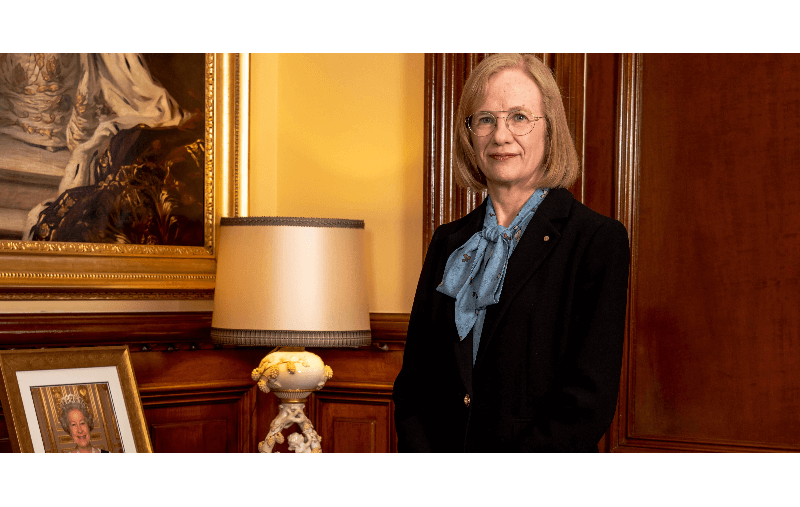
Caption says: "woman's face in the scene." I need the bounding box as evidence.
[470,68,547,194]
[67,408,91,450]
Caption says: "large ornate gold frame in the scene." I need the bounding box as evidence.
[0,346,152,453]
[0,53,247,300]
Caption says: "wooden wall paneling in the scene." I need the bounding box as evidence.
[237,384,259,452]
[0,312,213,350]
[130,348,274,453]
[0,311,409,452]
[608,53,642,452]
[147,411,232,453]
[423,53,488,257]
[0,410,11,453]
[581,54,626,452]
[612,54,800,452]
[141,382,258,453]
[553,53,587,203]
[314,393,393,453]
[583,54,620,220]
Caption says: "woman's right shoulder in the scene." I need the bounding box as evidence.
[430,204,485,244]
[430,221,456,244]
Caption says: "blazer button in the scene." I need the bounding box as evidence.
[543,235,550,242]
[464,394,471,407]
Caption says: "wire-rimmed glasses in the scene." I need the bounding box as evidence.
[466,110,544,137]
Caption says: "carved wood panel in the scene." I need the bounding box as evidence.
[314,393,394,453]
[610,54,800,452]
[150,419,229,453]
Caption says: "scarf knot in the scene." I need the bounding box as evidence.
[481,224,506,242]
[436,188,549,346]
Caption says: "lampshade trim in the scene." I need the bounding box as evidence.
[210,327,371,347]
[219,217,364,229]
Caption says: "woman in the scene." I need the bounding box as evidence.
[58,393,107,453]
[392,54,630,452]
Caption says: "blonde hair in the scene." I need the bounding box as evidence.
[453,53,579,192]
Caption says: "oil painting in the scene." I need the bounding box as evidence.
[0,53,241,299]
[0,53,206,245]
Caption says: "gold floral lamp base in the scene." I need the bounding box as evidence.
[251,347,332,453]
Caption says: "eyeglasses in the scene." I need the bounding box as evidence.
[466,110,544,137]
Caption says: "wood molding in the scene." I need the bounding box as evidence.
[609,53,642,453]
[0,311,409,350]
[0,312,213,350]
[554,53,587,202]
[137,380,255,408]
[423,54,488,258]
[368,312,409,353]
[612,436,797,453]
[323,380,395,393]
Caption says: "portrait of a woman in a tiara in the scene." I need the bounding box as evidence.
[58,393,109,453]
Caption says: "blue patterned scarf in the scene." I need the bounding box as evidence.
[436,188,549,365]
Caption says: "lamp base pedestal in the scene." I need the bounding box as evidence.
[258,401,321,453]
[251,347,333,453]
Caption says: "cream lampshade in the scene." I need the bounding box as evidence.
[211,216,371,453]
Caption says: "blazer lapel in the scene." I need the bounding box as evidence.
[474,188,574,369]
[443,201,486,329]
[442,201,486,395]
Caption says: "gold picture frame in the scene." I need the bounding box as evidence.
[0,346,151,452]
[0,53,247,300]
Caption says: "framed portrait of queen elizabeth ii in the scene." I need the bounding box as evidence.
[0,346,151,452]
[30,383,123,452]
[0,53,246,301]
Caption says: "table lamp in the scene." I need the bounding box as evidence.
[211,217,371,453]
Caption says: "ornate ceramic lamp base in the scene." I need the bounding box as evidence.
[251,347,333,453]
[258,402,321,453]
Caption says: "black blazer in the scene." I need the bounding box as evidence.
[393,188,630,452]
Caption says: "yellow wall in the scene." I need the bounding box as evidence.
[248,54,424,313]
